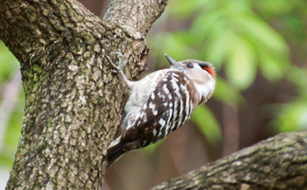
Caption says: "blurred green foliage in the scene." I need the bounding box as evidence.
[0,41,22,168]
[0,42,19,84]
[1,0,307,170]
[191,106,222,144]
[148,0,307,146]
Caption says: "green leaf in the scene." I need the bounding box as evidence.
[204,31,235,69]
[288,67,307,95]
[0,41,19,83]
[213,77,245,108]
[255,0,296,15]
[191,105,222,145]
[170,0,213,18]
[153,33,199,62]
[191,10,226,41]
[271,99,307,133]
[235,14,289,55]
[259,50,288,81]
[226,38,257,90]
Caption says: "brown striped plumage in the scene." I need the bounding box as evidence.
[105,53,216,168]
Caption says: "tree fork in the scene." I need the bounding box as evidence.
[1,0,305,190]
[0,0,168,189]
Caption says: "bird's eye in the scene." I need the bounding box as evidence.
[187,63,194,68]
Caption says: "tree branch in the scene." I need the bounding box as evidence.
[0,0,168,189]
[103,0,168,38]
[152,131,307,190]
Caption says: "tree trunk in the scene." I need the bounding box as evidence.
[151,131,307,190]
[0,0,167,189]
[2,1,306,190]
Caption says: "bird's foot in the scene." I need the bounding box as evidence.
[105,52,127,73]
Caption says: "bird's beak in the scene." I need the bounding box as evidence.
[164,53,177,65]
[165,54,184,71]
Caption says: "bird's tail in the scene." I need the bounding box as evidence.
[104,128,141,169]
[104,136,128,169]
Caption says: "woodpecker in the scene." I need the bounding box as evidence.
[105,52,216,168]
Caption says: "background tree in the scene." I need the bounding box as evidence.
[0,0,307,190]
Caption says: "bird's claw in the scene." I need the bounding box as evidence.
[105,52,127,72]
[112,52,127,68]
[111,52,123,57]
[111,69,118,73]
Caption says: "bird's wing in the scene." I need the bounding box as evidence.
[125,71,196,144]
[105,71,198,168]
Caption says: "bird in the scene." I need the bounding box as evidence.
[104,52,216,168]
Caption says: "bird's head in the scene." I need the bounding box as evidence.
[165,53,216,104]
[165,53,215,81]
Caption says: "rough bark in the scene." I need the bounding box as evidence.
[2,0,305,190]
[152,131,307,190]
[103,0,167,38]
[0,0,167,189]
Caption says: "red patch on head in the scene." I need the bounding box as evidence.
[202,67,215,78]
[205,68,215,77]
[199,63,215,78]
